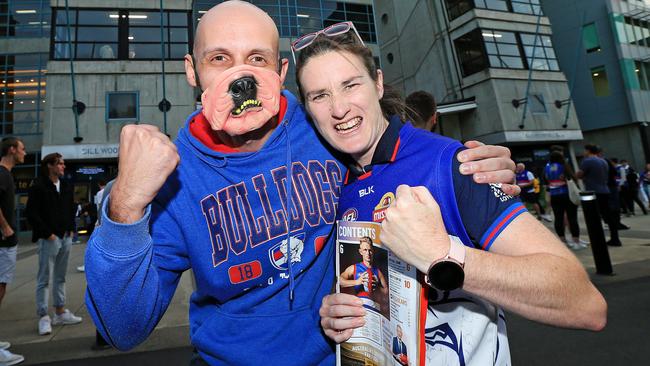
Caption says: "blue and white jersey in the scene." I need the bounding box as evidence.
[516,170,536,194]
[338,117,525,366]
[353,262,381,298]
[544,162,568,196]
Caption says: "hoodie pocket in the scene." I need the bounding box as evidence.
[192,305,334,366]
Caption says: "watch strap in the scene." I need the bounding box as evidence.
[447,235,466,267]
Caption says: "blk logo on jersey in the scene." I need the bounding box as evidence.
[373,192,395,222]
[359,185,374,197]
[268,234,305,270]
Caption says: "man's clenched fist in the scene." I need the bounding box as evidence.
[110,125,180,223]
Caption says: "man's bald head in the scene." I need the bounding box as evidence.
[193,1,280,58]
[185,0,287,92]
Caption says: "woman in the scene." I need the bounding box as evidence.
[293,22,606,365]
[543,151,588,249]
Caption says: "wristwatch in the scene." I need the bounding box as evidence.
[425,236,466,291]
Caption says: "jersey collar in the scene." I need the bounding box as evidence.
[345,115,404,184]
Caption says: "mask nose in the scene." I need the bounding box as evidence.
[229,76,257,101]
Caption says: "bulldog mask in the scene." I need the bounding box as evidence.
[201,65,281,136]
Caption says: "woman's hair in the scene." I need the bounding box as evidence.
[549,151,564,164]
[549,150,575,180]
[294,31,406,120]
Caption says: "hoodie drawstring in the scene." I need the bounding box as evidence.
[283,120,296,306]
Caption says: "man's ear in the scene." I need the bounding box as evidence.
[279,57,289,86]
[185,54,198,88]
[430,112,438,131]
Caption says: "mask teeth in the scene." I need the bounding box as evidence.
[234,99,262,115]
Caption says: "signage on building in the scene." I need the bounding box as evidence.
[41,144,119,160]
[514,130,584,141]
[76,167,105,175]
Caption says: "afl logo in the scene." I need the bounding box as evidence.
[341,208,358,221]
[373,192,395,222]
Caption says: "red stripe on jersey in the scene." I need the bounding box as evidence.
[481,205,525,250]
[390,137,401,162]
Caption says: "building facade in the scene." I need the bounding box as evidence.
[0,0,51,231]
[543,0,650,170]
[374,0,583,175]
[0,0,378,232]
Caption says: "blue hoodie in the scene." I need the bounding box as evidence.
[85,91,344,365]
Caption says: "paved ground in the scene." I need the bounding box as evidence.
[1,209,649,365]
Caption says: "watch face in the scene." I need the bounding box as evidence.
[429,261,464,291]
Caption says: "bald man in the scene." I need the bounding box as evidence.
[85,2,518,365]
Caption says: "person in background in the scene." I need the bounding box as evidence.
[405,90,437,132]
[641,163,650,209]
[94,180,107,212]
[26,153,83,336]
[620,160,647,215]
[516,163,551,222]
[577,144,621,247]
[0,137,26,366]
[72,200,82,244]
[611,158,630,216]
[543,151,587,250]
[602,155,629,231]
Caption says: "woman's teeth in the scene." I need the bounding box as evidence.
[335,117,361,131]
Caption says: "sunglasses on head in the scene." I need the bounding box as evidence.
[290,21,365,64]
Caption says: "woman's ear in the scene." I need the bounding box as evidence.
[376,69,385,99]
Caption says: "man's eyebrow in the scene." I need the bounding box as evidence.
[249,48,275,56]
[199,47,229,59]
[200,47,275,59]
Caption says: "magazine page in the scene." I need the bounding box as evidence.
[336,220,422,366]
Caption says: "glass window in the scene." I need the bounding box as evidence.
[510,0,541,15]
[0,0,51,38]
[519,32,560,71]
[444,0,474,20]
[622,16,650,47]
[475,0,509,12]
[591,66,610,97]
[0,53,47,136]
[639,61,650,90]
[635,60,649,90]
[51,8,191,61]
[454,28,489,76]
[582,23,601,53]
[483,30,524,69]
[106,92,139,122]
[77,27,118,42]
[192,1,377,43]
[77,10,119,26]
